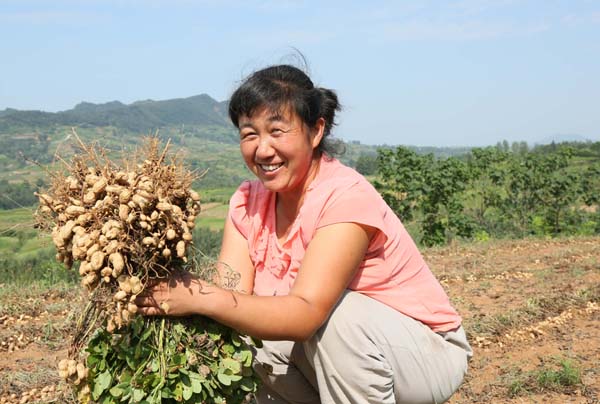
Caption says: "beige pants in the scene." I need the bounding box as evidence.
[252,291,472,404]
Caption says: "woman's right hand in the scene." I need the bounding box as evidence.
[135,272,215,317]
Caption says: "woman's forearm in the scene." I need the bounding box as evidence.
[199,282,326,341]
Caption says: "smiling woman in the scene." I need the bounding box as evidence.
[137,64,473,404]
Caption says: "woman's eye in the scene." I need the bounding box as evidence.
[240,131,256,139]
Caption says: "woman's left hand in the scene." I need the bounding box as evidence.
[135,272,214,316]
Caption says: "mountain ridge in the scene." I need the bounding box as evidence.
[0,94,231,132]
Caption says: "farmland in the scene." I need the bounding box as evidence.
[0,135,599,403]
[0,199,598,402]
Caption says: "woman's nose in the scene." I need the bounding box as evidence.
[256,135,275,158]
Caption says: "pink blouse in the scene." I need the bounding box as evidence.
[228,156,461,332]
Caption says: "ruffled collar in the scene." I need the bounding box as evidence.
[253,155,337,280]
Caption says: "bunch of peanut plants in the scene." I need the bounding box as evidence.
[35,132,259,403]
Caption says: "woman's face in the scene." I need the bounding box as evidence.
[238,106,324,198]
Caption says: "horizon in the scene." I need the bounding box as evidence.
[1,0,599,147]
[1,93,597,148]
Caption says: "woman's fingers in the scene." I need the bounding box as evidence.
[144,279,169,291]
[135,293,171,316]
[136,305,166,316]
[135,294,159,306]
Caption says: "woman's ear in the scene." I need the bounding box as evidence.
[311,118,326,149]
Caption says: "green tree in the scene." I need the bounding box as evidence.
[374,147,424,223]
[355,154,378,176]
[465,147,509,236]
[581,163,600,206]
[419,156,473,246]
[376,147,473,246]
[535,149,581,234]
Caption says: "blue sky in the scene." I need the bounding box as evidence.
[1,0,599,146]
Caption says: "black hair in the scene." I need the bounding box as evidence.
[228,65,343,156]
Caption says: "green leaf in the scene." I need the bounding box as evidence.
[161,387,174,398]
[231,333,242,347]
[189,371,204,381]
[99,395,114,404]
[222,343,235,355]
[172,353,186,366]
[173,381,183,401]
[92,370,112,400]
[182,383,193,401]
[125,353,138,370]
[190,377,202,394]
[217,371,232,386]
[239,377,257,392]
[108,385,123,397]
[240,349,253,367]
[229,374,243,382]
[221,357,241,374]
[132,388,145,402]
[87,355,100,367]
[203,381,214,396]
[140,327,152,342]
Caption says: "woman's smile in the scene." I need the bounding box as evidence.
[258,162,284,173]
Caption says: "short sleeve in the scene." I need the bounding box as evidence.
[316,179,389,242]
[228,181,252,239]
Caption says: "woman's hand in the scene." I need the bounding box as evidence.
[135,272,216,317]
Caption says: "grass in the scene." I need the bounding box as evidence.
[0,236,19,250]
[506,357,583,397]
[0,255,78,292]
[536,359,582,389]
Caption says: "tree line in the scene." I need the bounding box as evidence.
[374,143,600,246]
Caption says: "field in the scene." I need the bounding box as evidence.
[0,207,599,402]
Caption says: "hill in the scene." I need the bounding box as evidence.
[0,94,230,133]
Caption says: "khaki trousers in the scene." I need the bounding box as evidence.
[252,291,472,404]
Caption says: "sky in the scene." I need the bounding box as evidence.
[1,0,599,147]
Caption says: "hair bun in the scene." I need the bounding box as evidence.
[315,87,341,137]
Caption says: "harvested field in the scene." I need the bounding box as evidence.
[1,236,599,403]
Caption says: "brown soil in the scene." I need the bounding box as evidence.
[1,236,599,403]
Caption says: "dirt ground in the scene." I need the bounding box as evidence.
[1,236,599,403]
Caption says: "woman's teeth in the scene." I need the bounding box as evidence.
[260,164,282,172]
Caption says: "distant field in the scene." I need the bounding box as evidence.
[0,207,36,232]
[197,202,229,230]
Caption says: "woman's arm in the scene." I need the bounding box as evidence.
[137,221,374,342]
[215,215,255,294]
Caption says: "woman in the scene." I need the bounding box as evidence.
[137,65,472,404]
